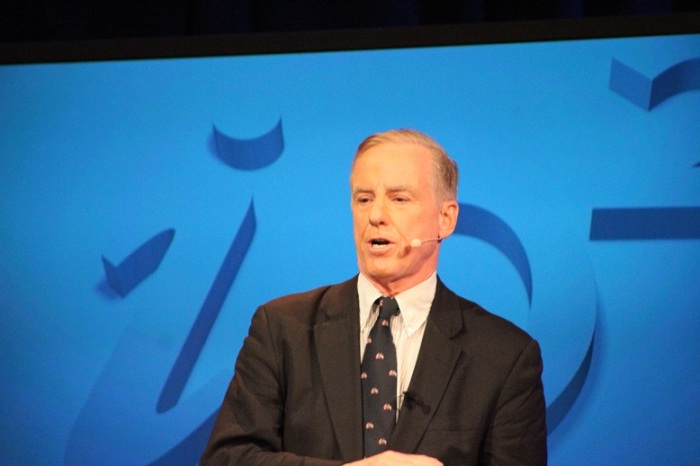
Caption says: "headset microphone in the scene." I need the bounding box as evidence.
[409,237,442,248]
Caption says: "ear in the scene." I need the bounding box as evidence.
[437,200,459,240]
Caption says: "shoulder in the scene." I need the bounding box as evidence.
[255,276,358,324]
[436,279,538,356]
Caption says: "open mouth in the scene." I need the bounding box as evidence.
[370,238,391,248]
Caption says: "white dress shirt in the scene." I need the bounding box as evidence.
[357,272,436,411]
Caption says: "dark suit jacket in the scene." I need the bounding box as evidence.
[201,276,547,465]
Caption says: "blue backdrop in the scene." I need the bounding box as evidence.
[1,31,699,465]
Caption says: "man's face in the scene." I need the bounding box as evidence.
[350,142,457,295]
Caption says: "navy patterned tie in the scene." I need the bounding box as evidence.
[361,297,399,457]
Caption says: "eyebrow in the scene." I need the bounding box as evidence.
[351,187,373,196]
[353,187,421,205]
[386,185,413,194]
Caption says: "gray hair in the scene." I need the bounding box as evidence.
[353,128,459,201]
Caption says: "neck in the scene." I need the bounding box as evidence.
[364,270,436,297]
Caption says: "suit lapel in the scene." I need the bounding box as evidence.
[390,279,464,453]
[314,278,364,460]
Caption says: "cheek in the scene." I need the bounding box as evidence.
[352,214,366,239]
[352,209,367,226]
[404,211,431,230]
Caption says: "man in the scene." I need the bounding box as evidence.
[200,129,547,465]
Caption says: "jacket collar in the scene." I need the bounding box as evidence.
[390,278,465,453]
[314,277,364,460]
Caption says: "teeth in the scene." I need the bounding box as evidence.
[370,240,390,248]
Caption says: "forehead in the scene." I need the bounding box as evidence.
[351,142,434,182]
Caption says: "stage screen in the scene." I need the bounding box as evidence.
[1,18,699,465]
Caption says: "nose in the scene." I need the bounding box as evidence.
[368,197,388,226]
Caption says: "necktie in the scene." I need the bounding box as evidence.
[361,297,399,457]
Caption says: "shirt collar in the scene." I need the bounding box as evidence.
[357,272,437,334]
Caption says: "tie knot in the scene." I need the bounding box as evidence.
[377,297,399,320]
